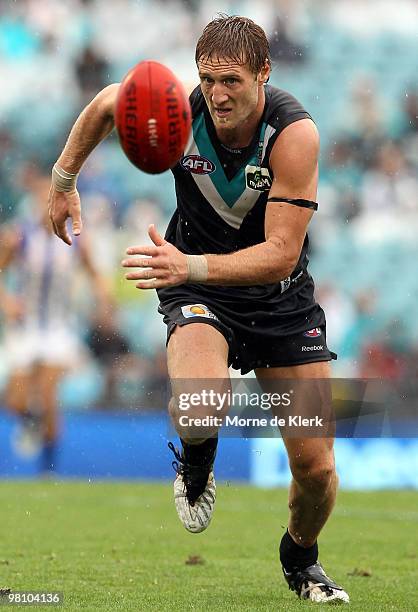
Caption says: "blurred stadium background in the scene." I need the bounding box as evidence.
[0,0,417,486]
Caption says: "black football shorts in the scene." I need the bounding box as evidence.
[157,275,336,375]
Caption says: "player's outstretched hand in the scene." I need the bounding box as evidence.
[48,186,82,245]
[122,224,188,289]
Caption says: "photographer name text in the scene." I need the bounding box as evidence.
[178,415,324,428]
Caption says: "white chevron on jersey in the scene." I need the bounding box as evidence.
[184,130,276,230]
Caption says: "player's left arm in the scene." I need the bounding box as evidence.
[204,118,319,284]
[122,118,318,288]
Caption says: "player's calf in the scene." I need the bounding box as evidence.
[287,449,337,547]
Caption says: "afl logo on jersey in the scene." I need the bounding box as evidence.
[303,327,322,338]
[181,155,216,175]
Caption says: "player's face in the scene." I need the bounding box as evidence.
[198,56,268,132]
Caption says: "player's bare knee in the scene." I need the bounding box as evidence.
[168,395,218,444]
[291,457,336,494]
[179,436,208,445]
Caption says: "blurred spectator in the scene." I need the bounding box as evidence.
[266,0,309,62]
[360,315,409,379]
[144,348,169,404]
[351,77,384,139]
[338,291,381,374]
[402,89,418,135]
[75,45,110,103]
[86,306,153,409]
[360,141,418,214]
[269,15,306,65]
[335,77,387,170]
[82,193,121,277]
[0,128,21,222]
[315,283,356,353]
[122,197,165,245]
[359,341,407,380]
[399,88,418,169]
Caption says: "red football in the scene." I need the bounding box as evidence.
[114,60,191,174]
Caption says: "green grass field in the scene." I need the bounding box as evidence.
[0,482,416,611]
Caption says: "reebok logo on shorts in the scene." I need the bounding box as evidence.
[301,345,324,352]
[181,304,218,320]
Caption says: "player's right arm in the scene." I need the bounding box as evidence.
[49,83,120,245]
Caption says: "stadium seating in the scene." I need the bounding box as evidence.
[1,0,417,403]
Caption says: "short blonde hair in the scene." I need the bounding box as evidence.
[195,14,271,75]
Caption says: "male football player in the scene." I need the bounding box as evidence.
[48,15,349,604]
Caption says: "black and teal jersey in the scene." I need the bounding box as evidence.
[158,85,329,351]
[167,84,312,259]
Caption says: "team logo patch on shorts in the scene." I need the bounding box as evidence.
[303,327,322,338]
[181,304,218,320]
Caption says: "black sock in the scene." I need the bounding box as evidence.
[40,441,57,473]
[280,530,318,572]
[181,436,218,466]
[21,410,39,428]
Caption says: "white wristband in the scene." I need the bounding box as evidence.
[186,255,208,282]
[52,163,79,192]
